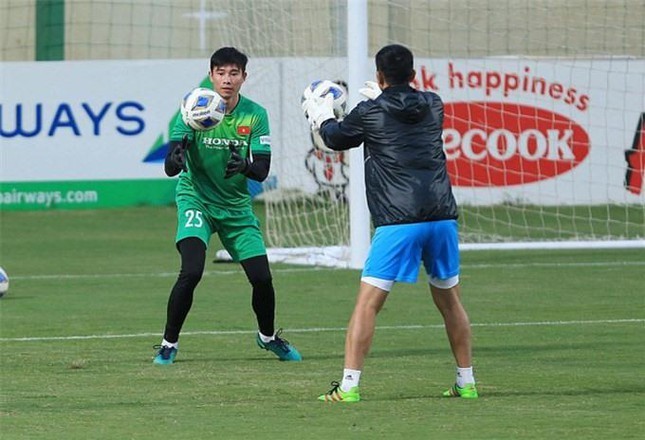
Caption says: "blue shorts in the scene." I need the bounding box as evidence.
[362,220,460,283]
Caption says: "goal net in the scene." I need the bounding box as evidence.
[260,0,645,265]
[3,0,643,267]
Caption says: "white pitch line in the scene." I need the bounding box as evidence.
[1,318,642,343]
[6,260,645,281]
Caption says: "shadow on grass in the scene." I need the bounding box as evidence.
[182,347,450,363]
[0,295,34,301]
[364,383,645,402]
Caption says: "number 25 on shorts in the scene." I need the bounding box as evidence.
[184,209,204,228]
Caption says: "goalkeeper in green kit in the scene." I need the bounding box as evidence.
[153,47,301,364]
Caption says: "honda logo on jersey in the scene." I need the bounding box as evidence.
[202,137,248,148]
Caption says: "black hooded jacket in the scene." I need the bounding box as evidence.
[319,84,458,228]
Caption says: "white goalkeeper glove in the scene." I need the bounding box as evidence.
[358,80,382,100]
[301,94,335,130]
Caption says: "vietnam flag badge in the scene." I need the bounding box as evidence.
[237,126,251,135]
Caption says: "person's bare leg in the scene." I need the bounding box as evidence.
[430,283,472,367]
[344,281,389,370]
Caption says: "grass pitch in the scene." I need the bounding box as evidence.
[1,207,644,439]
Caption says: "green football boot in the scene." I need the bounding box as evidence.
[318,381,361,403]
[443,383,479,399]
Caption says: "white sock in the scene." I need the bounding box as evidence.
[162,339,178,349]
[456,366,475,387]
[341,368,361,392]
[258,331,274,343]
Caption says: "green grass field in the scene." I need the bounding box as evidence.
[1,207,644,439]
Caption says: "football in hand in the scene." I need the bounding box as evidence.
[302,80,348,120]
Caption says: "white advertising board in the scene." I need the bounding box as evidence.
[1,57,643,209]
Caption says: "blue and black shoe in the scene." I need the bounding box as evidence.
[256,329,302,361]
[153,344,178,365]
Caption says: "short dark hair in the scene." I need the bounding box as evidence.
[210,47,248,72]
[375,44,414,85]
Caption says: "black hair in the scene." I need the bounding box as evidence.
[375,44,414,85]
[210,47,248,72]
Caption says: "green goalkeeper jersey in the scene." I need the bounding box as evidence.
[170,94,271,209]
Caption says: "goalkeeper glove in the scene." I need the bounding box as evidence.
[302,94,335,130]
[170,134,189,172]
[358,80,382,100]
[224,145,250,179]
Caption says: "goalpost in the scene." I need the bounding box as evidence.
[3,1,643,267]
[260,0,371,269]
[346,0,370,269]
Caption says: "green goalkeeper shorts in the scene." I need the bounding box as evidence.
[175,196,266,262]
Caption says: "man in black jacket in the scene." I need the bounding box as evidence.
[303,44,477,402]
